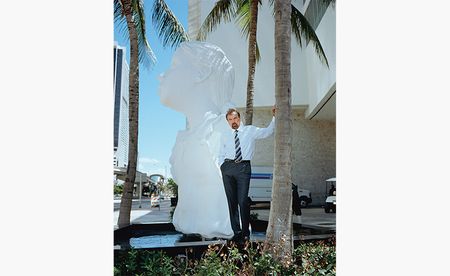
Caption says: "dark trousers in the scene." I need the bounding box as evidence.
[220,160,252,237]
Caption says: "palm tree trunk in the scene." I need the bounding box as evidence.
[118,0,140,229]
[265,0,293,261]
[245,0,258,125]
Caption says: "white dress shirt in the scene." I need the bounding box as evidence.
[219,117,275,165]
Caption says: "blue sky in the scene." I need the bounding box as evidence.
[114,0,188,178]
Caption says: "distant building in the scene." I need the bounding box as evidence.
[113,42,129,168]
[188,0,336,204]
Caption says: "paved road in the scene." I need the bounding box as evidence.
[252,207,335,230]
[114,197,335,231]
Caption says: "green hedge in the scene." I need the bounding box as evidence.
[114,184,123,196]
[114,237,336,275]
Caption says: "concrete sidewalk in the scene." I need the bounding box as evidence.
[114,197,335,231]
[114,197,173,230]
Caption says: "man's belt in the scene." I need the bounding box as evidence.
[224,158,250,164]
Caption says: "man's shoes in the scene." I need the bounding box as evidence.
[231,233,243,243]
[230,233,251,246]
[242,235,251,245]
[179,233,202,242]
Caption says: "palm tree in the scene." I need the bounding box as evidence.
[198,0,332,258]
[265,0,335,260]
[197,0,329,124]
[264,0,292,260]
[114,0,188,228]
[245,0,258,124]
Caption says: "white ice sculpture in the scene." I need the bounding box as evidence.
[158,41,235,239]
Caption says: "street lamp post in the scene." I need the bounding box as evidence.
[139,172,142,208]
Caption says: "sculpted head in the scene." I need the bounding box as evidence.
[158,41,235,114]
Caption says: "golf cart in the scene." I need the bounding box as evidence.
[324,177,336,213]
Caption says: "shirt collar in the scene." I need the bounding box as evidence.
[233,124,244,133]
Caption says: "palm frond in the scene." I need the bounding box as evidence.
[255,41,260,62]
[196,0,237,41]
[152,0,189,48]
[235,0,260,62]
[133,0,156,68]
[322,0,336,7]
[235,0,250,36]
[291,4,329,67]
[114,0,123,20]
[114,0,156,68]
[114,0,129,40]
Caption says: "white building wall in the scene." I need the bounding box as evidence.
[246,107,335,204]
[189,0,336,204]
[192,0,336,110]
[304,5,336,117]
[196,0,311,107]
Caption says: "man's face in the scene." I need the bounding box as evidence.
[226,112,241,129]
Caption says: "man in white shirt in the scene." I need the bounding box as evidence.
[219,107,276,243]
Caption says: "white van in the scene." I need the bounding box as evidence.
[248,166,312,207]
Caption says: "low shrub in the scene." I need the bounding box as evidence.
[114,184,123,196]
[294,239,336,275]
[114,237,336,275]
[114,249,175,275]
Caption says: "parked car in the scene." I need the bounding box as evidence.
[247,166,312,208]
[297,187,313,207]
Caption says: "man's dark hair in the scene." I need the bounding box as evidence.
[226,108,240,119]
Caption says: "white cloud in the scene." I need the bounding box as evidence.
[138,157,160,165]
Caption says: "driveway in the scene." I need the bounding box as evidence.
[251,207,336,231]
[114,198,335,232]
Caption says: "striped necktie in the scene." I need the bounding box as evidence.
[234,130,242,162]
